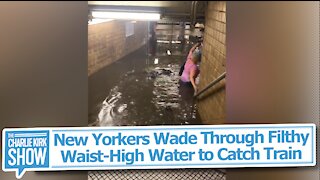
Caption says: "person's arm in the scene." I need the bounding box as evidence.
[190,69,197,94]
[189,42,201,53]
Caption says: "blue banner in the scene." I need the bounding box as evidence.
[2,124,316,179]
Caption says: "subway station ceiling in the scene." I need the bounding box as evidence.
[88,1,206,23]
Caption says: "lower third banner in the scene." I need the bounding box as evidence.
[2,123,316,179]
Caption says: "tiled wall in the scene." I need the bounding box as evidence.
[88,20,148,76]
[197,1,226,124]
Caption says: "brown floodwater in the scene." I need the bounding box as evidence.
[89,41,201,126]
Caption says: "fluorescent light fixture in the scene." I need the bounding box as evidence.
[88,19,114,25]
[171,40,181,44]
[157,40,181,44]
[92,11,160,21]
[157,40,170,43]
[154,58,159,64]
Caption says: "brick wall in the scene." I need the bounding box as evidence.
[88,20,148,76]
[197,1,226,124]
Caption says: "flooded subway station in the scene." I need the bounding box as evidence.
[88,1,226,127]
[89,26,201,126]
[88,1,226,180]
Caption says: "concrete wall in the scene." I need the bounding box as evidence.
[197,1,226,124]
[88,20,148,75]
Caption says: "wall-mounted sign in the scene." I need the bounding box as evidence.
[125,22,134,37]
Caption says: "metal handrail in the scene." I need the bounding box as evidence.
[194,72,226,98]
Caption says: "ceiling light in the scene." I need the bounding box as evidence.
[91,11,161,21]
[88,19,114,25]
